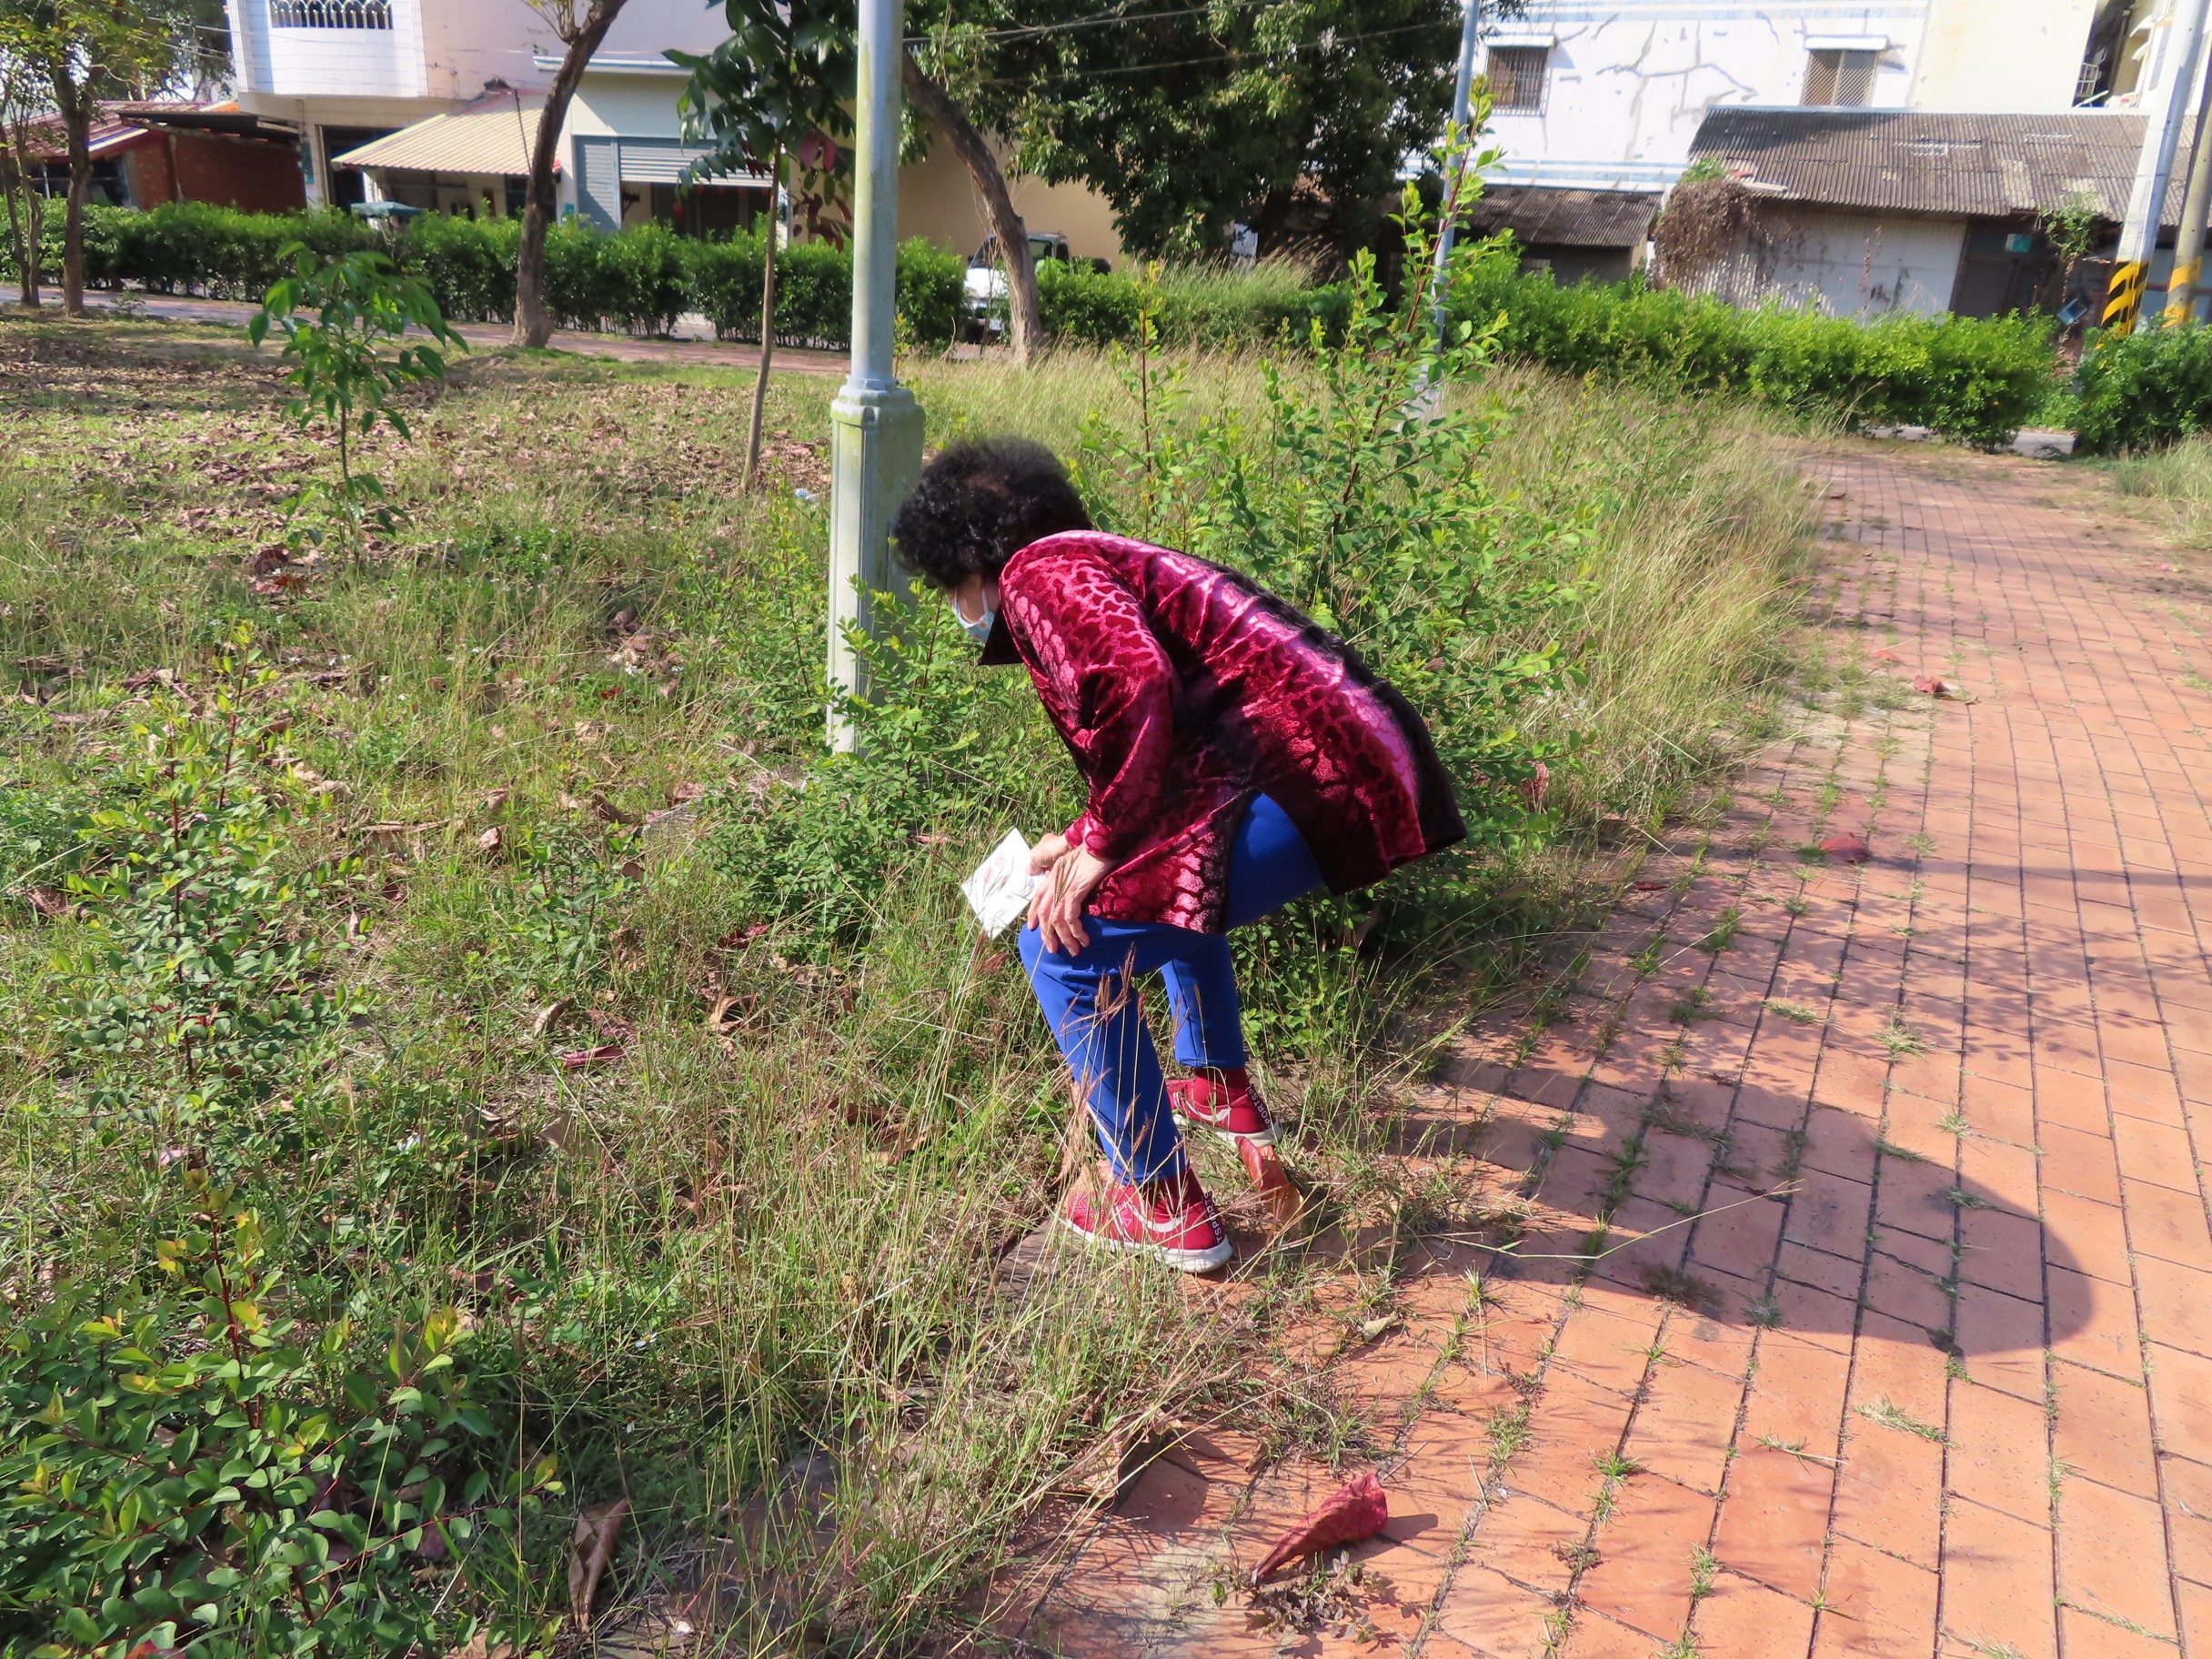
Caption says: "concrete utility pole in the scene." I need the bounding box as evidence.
[1427,0,1482,347]
[826,0,925,750]
[2165,30,2212,321]
[2106,0,2212,334]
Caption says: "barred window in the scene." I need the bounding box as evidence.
[271,0,393,27]
[1802,48,1875,106]
[1485,46,1549,113]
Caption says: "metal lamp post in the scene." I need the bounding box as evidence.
[826,0,925,749]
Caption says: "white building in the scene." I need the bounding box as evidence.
[221,0,729,214]
[1473,0,2203,315]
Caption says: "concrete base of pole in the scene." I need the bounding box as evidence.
[826,380,925,751]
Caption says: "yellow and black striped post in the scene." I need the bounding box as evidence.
[2104,260,2151,336]
[2167,251,2204,326]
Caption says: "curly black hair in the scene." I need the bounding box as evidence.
[890,437,1093,590]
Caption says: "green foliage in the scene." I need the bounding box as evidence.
[1036,258,1144,346]
[1440,251,2058,447]
[248,243,463,540]
[0,1171,549,1659]
[946,0,1463,260]
[36,202,374,298]
[2073,321,2212,452]
[699,594,1062,950]
[672,0,855,229]
[57,634,361,1143]
[400,211,519,323]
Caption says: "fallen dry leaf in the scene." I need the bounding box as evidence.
[1820,832,1872,864]
[1252,1473,1389,1584]
[531,999,572,1038]
[590,792,641,826]
[558,1044,624,1070]
[25,888,71,919]
[1631,880,1667,892]
[1871,648,1905,664]
[568,1497,631,1630]
[1239,1139,1304,1226]
[1911,675,1949,697]
[669,780,704,804]
[475,825,504,855]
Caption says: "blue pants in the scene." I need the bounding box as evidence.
[1018,795,1325,1184]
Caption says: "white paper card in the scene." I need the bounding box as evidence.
[961,829,1043,938]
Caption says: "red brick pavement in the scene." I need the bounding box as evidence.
[980,446,2212,1658]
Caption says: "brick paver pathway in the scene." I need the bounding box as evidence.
[985,445,2212,1659]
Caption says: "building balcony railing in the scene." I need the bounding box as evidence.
[270,0,392,28]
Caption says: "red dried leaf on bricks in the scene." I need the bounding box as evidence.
[1252,1473,1389,1583]
[558,1044,624,1070]
[1819,833,1871,864]
[1631,880,1667,892]
[1871,648,1905,664]
[1239,1138,1303,1224]
[1911,676,1950,698]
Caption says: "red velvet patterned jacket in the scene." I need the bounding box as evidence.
[980,530,1464,933]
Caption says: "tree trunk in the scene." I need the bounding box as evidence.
[514,0,627,348]
[742,146,782,491]
[50,70,90,317]
[0,137,39,310]
[900,52,1042,365]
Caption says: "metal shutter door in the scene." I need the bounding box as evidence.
[575,135,620,228]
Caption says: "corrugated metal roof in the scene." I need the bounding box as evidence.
[333,102,546,177]
[1463,186,1661,247]
[1686,106,2187,224]
[23,102,296,162]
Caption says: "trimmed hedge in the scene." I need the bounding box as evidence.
[2072,323,2212,453]
[5,201,967,346]
[1443,256,2059,448]
[11,204,2062,443]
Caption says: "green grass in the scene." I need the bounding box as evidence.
[2109,434,2212,548]
[0,313,1817,1650]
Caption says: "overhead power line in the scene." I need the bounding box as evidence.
[972,15,1458,86]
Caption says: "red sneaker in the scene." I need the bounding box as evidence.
[1059,1167,1232,1272]
[1168,1066,1276,1147]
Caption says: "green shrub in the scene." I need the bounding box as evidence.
[770,239,851,347]
[597,220,690,336]
[10,202,2056,443]
[895,237,965,346]
[1155,257,1335,347]
[0,1174,549,1657]
[683,230,767,339]
[2073,322,2212,452]
[404,213,518,323]
[682,233,963,347]
[1442,252,2057,447]
[1037,260,1144,346]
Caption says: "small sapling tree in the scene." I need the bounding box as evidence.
[248,243,464,555]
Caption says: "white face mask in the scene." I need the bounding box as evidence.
[953,590,996,646]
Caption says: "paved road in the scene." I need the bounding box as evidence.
[987,445,2212,1659]
[0,283,849,375]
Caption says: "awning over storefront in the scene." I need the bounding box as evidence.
[333,102,546,177]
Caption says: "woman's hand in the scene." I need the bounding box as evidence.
[1029,843,1111,956]
[1027,831,1070,874]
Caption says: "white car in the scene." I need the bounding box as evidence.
[965,232,1107,334]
